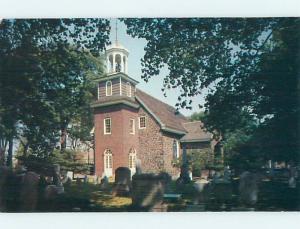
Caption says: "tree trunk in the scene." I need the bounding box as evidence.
[60,125,67,152]
[23,143,29,157]
[0,138,7,166]
[6,138,13,167]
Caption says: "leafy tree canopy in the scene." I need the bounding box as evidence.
[0,19,110,162]
[123,18,300,164]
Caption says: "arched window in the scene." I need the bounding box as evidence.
[104,149,113,170]
[128,148,136,169]
[123,56,126,73]
[109,55,114,73]
[106,81,112,96]
[126,82,131,97]
[115,54,121,72]
[173,140,179,160]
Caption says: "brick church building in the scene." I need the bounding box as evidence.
[91,41,216,178]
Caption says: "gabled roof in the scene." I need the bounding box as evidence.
[181,121,212,142]
[135,89,188,135]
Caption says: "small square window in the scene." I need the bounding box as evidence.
[139,116,146,129]
[104,118,111,134]
[130,119,135,134]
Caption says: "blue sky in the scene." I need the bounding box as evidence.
[108,19,205,116]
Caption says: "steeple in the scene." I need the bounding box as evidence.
[105,19,129,75]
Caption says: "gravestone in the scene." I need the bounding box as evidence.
[19,171,40,212]
[112,167,131,196]
[239,171,258,206]
[99,176,109,190]
[0,166,11,211]
[44,185,59,200]
[135,159,142,175]
[193,178,209,204]
[224,166,232,181]
[53,164,64,194]
[131,173,168,211]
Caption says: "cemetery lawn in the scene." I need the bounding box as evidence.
[38,179,299,212]
[41,182,132,212]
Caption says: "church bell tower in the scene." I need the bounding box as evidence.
[92,20,140,178]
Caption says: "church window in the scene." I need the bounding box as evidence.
[129,148,136,169]
[129,119,135,134]
[104,118,111,134]
[104,149,113,169]
[139,116,146,129]
[173,140,179,160]
[106,81,112,96]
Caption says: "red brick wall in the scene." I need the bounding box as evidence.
[94,104,139,177]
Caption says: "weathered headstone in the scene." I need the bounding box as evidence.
[239,171,258,206]
[99,176,109,190]
[0,166,11,211]
[224,166,232,181]
[193,178,209,204]
[135,159,142,175]
[19,171,40,212]
[131,173,168,211]
[112,167,131,196]
[53,164,64,194]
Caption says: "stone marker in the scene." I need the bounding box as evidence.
[131,173,168,211]
[0,166,11,211]
[53,164,64,194]
[135,159,142,175]
[113,167,131,196]
[223,166,232,181]
[193,178,209,204]
[19,171,40,212]
[239,171,258,206]
[99,176,109,190]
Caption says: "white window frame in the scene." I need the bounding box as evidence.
[98,83,101,99]
[128,149,136,169]
[106,81,112,96]
[139,116,146,129]
[104,117,111,135]
[129,118,135,135]
[126,82,131,97]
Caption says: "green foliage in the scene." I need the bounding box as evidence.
[189,111,205,121]
[123,18,300,165]
[18,149,90,174]
[0,19,110,159]
[175,149,213,176]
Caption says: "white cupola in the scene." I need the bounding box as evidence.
[105,41,129,75]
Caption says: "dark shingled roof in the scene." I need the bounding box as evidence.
[181,121,212,142]
[135,89,188,133]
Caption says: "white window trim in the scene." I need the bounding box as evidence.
[106,81,112,96]
[126,82,131,97]
[130,118,135,135]
[119,77,122,95]
[139,116,146,129]
[176,140,180,158]
[98,83,100,100]
[104,118,111,135]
